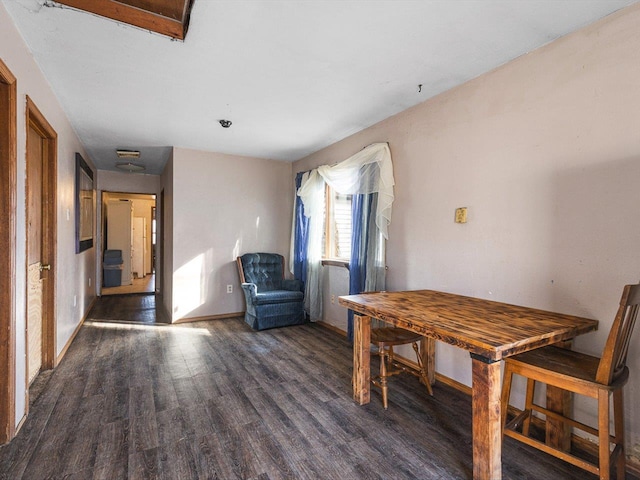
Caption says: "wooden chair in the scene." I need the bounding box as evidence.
[371,324,433,409]
[501,283,640,480]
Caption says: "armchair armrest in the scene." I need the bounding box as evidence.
[282,279,304,292]
[241,282,258,301]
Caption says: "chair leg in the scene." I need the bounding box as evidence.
[613,388,625,480]
[522,378,536,436]
[412,342,433,396]
[379,347,389,410]
[598,389,611,480]
[500,365,514,433]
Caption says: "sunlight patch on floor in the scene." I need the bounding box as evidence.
[84,320,211,336]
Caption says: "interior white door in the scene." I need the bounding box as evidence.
[142,216,148,275]
[132,216,145,279]
[106,200,133,285]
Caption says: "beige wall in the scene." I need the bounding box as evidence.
[97,169,161,194]
[161,152,174,316]
[169,147,293,322]
[294,4,640,455]
[0,3,97,429]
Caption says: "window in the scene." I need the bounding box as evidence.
[324,185,352,260]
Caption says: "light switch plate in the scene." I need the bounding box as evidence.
[455,207,467,223]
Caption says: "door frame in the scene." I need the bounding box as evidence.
[0,59,17,444]
[25,97,57,406]
[100,191,157,294]
[159,189,164,294]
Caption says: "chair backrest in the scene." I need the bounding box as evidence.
[237,253,285,292]
[596,283,640,385]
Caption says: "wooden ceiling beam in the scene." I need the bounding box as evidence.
[56,0,194,40]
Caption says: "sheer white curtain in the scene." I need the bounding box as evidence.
[295,143,395,321]
[301,143,394,239]
[296,169,325,319]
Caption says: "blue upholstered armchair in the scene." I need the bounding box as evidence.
[236,253,307,330]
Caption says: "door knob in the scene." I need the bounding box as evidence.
[40,264,51,271]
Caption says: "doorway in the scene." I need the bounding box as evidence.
[25,98,57,406]
[101,192,157,295]
[0,58,17,443]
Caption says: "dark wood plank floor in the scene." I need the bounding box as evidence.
[87,293,170,324]
[0,315,635,479]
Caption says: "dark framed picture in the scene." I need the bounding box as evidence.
[75,152,94,253]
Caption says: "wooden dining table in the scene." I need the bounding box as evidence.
[339,289,598,480]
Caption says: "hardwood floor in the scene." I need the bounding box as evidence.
[0,317,635,479]
[102,275,156,296]
[87,294,170,325]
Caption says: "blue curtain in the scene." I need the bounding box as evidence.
[347,192,376,341]
[293,172,309,286]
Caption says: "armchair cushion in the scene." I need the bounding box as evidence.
[241,283,303,305]
[254,289,304,305]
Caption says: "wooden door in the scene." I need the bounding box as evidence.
[26,125,44,384]
[24,97,56,393]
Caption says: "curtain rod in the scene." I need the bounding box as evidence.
[297,142,390,171]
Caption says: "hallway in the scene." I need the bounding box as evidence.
[87,293,170,325]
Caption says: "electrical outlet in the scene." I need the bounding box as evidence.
[73,295,77,307]
[88,277,91,287]
[331,294,335,304]
[227,284,233,294]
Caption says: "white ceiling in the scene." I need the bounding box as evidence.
[3,0,636,175]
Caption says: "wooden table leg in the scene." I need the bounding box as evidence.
[353,314,371,405]
[471,354,502,480]
[419,337,436,386]
[546,386,572,450]
[546,340,572,451]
